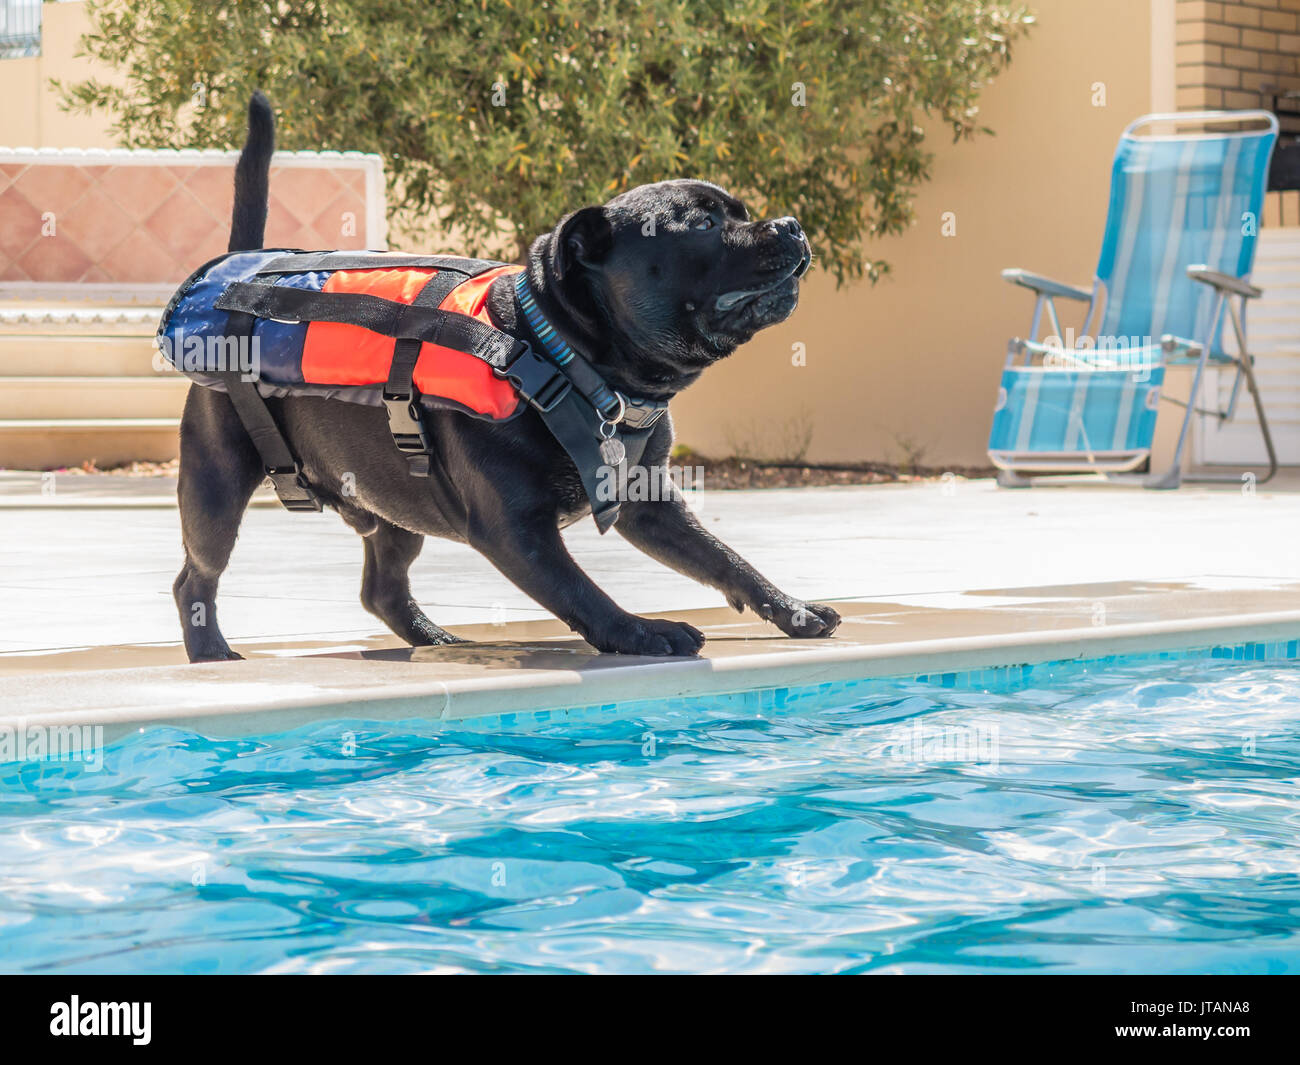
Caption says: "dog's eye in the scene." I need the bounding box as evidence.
[692,217,715,231]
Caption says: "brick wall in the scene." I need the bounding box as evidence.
[0,151,385,292]
[1176,0,1300,108]
[1176,0,1300,225]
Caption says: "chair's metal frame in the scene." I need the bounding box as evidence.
[993,111,1279,489]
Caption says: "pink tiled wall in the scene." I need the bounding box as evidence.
[0,156,380,286]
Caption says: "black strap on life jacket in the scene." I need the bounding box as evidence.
[218,260,530,480]
[254,252,502,277]
[216,311,322,512]
[384,260,498,477]
[215,283,524,365]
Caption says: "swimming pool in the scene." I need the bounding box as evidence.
[3,649,1299,974]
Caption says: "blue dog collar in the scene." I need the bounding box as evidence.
[514,271,578,368]
[512,270,667,433]
[513,271,629,423]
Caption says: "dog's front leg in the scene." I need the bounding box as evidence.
[614,491,840,639]
[467,506,705,657]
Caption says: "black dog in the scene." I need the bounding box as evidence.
[174,94,841,661]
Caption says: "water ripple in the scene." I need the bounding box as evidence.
[2,657,1300,972]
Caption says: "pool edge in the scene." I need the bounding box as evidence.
[5,603,1300,740]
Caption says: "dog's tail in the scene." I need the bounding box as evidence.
[228,91,275,253]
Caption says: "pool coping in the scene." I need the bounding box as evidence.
[5,591,1300,740]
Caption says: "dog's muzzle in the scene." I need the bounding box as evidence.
[715,219,811,312]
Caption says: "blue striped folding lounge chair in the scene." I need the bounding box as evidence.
[988,111,1279,488]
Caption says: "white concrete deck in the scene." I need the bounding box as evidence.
[3,474,1300,734]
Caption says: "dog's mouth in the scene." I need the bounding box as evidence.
[714,246,811,313]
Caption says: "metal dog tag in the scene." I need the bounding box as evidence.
[599,435,627,467]
[598,419,626,467]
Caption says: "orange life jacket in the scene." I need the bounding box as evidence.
[301,262,523,419]
[159,249,526,421]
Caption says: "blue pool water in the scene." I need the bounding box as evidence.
[3,653,1300,974]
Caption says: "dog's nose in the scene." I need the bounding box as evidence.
[764,216,804,239]
[764,217,811,277]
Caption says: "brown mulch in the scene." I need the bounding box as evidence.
[48,459,180,476]
[669,449,995,490]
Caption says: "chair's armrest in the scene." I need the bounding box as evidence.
[1001,269,1092,302]
[1186,265,1262,300]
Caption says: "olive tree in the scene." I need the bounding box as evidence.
[59,0,1033,282]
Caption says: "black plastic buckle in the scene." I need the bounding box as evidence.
[620,397,668,431]
[497,344,572,413]
[382,390,433,478]
[383,394,424,447]
[264,463,323,512]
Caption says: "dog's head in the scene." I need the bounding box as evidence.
[529,179,811,396]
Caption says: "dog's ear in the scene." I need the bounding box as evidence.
[554,206,613,281]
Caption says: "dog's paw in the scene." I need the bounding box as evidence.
[589,616,706,657]
[762,598,841,639]
[190,649,244,663]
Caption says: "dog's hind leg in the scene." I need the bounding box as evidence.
[173,385,264,662]
[359,518,464,646]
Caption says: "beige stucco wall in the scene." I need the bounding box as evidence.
[3,0,1170,468]
[674,0,1160,467]
[0,2,118,149]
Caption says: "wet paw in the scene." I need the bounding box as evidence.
[762,598,841,638]
[407,621,470,646]
[190,648,244,663]
[589,616,706,657]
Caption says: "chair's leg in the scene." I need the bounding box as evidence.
[996,468,1034,488]
[1185,353,1279,485]
[1143,392,1195,489]
[1185,298,1278,486]
[1244,353,1279,485]
[1144,463,1183,489]
[1144,332,1219,490]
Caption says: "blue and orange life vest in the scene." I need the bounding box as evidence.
[158,250,526,420]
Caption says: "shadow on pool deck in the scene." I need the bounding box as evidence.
[0,577,1290,677]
